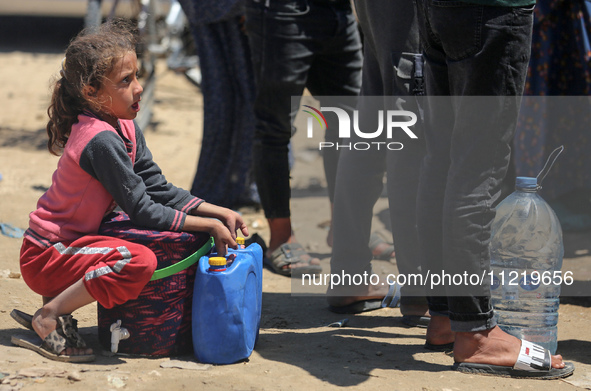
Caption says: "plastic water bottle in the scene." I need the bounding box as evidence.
[490,176,563,354]
[192,242,263,364]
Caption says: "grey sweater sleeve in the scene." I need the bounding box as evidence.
[79,130,196,231]
[133,123,203,211]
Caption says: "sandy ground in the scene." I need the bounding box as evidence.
[1,16,591,391]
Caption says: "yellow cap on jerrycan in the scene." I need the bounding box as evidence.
[236,237,245,248]
[208,256,227,272]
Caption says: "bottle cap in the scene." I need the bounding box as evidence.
[515,176,538,190]
[208,257,227,266]
[236,237,245,245]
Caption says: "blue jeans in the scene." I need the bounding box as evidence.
[245,0,362,218]
[414,0,534,332]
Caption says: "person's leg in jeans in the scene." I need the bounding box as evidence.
[328,0,428,317]
[415,0,568,369]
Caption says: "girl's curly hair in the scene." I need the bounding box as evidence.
[46,19,138,155]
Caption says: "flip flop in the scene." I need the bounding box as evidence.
[380,282,401,309]
[265,242,322,277]
[453,339,575,379]
[0,223,25,238]
[11,315,94,363]
[11,333,95,363]
[328,283,401,314]
[11,309,34,330]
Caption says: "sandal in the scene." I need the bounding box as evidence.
[11,309,82,333]
[369,233,395,261]
[453,339,574,379]
[265,242,322,277]
[11,315,94,363]
[11,309,34,330]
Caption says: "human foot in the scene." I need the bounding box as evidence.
[32,308,93,357]
[424,315,454,350]
[368,232,395,261]
[266,240,322,277]
[266,219,321,276]
[399,299,430,328]
[453,326,574,379]
[454,326,564,369]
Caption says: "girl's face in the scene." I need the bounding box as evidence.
[96,51,143,128]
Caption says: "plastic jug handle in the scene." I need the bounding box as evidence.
[536,145,564,189]
[150,237,214,281]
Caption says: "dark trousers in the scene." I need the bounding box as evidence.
[329,0,427,301]
[414,0,534,331]
[245,0,362,218]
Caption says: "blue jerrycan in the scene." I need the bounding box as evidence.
[192,240,263,364]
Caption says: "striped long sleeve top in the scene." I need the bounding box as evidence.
[26,114,203,248]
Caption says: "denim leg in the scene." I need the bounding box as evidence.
[415,0,533,331]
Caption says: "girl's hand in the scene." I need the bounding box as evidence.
[191,203,249,239]
[208,219,240,256]
[185,203,249,255]
[220,209,249,242]
[183,215,237,256]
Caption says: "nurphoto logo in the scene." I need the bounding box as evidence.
[303,105,419,151]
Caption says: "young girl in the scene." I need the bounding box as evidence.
[11,20,248,362]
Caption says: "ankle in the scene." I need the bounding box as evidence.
[267,218,293,252]
[426,315,454,344]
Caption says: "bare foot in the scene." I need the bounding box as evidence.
[32,308,93,357]
[425,315,455,346]
[454,326,566,369]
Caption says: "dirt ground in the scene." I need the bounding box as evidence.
[0,16,590,391]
